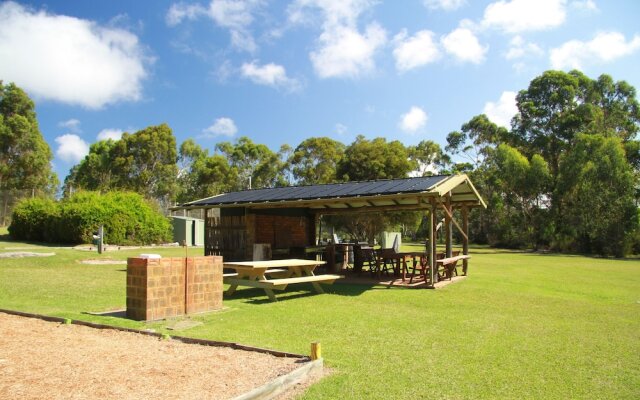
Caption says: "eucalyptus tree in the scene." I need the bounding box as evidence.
[0,82,57,224]
[336,135,416,181]
[65,124,178,206]
[216,136,287,190]
[289,136,345,184]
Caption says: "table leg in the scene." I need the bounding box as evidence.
[226,284,238,296]
[264,288,277,301]
[300,266,316,276]
[311,283,325,294]
[401,257,409,282]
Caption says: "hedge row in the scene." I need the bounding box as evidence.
[9,191,172,245]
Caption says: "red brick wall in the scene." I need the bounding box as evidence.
[126,256,223,321]
[253,214,312,248]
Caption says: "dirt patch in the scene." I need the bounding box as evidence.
[0,251,55,258]
[0,313,303,399]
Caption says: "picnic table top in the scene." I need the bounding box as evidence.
[223,259,326,269]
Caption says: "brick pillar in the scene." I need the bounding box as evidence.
[126,256,223,321]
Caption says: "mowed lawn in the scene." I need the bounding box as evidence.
[0,236,638,399]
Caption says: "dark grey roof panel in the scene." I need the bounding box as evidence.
[183,175,450,207]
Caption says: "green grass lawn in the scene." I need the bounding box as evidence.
[1,236,638,399]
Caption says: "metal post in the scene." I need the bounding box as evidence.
[183,240,188,315]
[97,225,104,254]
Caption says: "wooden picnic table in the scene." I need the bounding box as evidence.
[395,251,429,281]
[223,259,342,301]
[378,251,431,281]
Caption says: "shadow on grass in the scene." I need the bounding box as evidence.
[223,282,379,304]
[83,309,128,318]
[520,252,640,262]
[224,287,319,304]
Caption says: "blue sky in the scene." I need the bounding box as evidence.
[1,0,639,182]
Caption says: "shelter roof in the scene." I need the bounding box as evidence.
[179,174,485,212]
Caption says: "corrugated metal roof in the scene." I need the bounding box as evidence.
[182,175,449,208]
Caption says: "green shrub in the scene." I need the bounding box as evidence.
[9,191,172,245]
[8,197,60,242]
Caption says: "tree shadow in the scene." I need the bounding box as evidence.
[521,252,640,262]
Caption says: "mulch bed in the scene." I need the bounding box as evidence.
[0,312,303,399]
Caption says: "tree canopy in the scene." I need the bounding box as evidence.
[337,135,416,181]
[0,82,57,193]
[455,70,640,256]
[65,124,178,205]
[289,137,345,184]
[0,81,58,225]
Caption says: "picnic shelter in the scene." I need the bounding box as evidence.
[178,174,486,287]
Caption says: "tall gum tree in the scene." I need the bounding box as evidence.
[0,82,57,225]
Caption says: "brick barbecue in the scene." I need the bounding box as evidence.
[126,256,223,321]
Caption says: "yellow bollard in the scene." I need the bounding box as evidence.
[311,342,321,360]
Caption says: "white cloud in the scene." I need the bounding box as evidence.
[288,0,375,27]
[393,30,441,72]
[210,0,260,52]
[310,24,386,78]
[55,134,89,163]
[240,61,300,90]
[482,0,566,33]
[0,2,148,109]
[483,91,517,128]
[505,35,543,60]
[441,27,488,64]
[399,106,428,134]
[58,119,81,132]
[97,128,124,141]
[289,0,387,79]
[424,0,466,11]
[335,123,348,135]
[203,117,238,137]
[166,0,261,52]
[166,3,206,25]
[550,31,640,70]
[571,0,598,11]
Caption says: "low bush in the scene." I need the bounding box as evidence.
[8,197,59,242]
[9,191,172,245]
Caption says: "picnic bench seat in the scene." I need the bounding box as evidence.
[223,259,340,301]
[224,274,342,290]
[436,255,471,279]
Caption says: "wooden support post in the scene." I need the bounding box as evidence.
[445,193,452,258]
[430,199,437,285]
[462,205,469,276]
[326,244,336,273]
[315,214,321,245]
[204,208,209,256]
[311,342,322,360]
